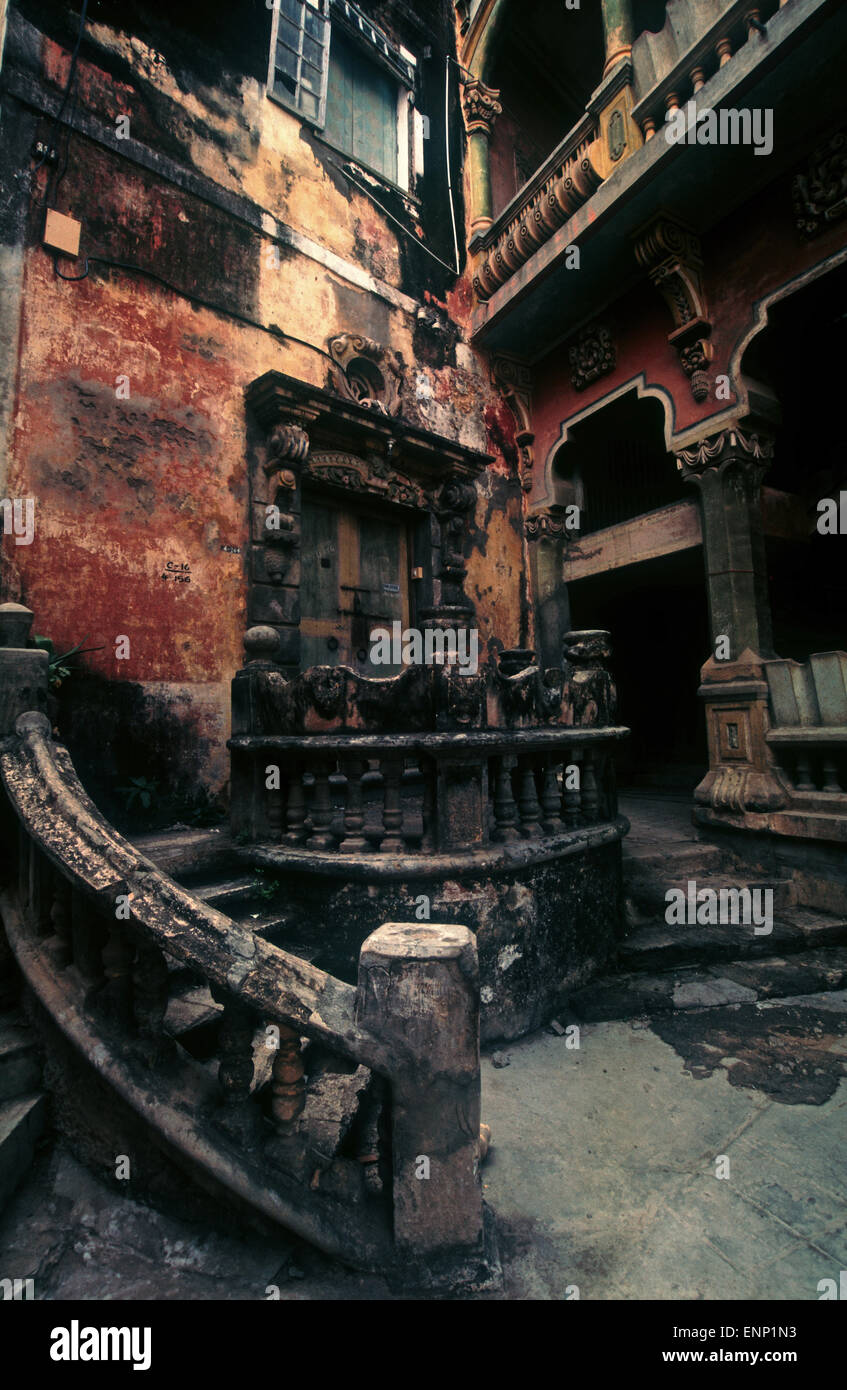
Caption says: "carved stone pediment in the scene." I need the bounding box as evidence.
[327,333,404,416]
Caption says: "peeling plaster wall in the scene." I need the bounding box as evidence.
[2,0,526,801]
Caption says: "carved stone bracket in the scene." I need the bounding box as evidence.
[525,507,575,541]
[492,355,534,492]
[634,215,713,402]
[792,128,847,239]
[327,333,404,416]
[568,322,616,391]
[461,78,502,137]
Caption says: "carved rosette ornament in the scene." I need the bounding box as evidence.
[568,322,616,391]
[634,215,713,402]
[460,79,502,137]
[491,355,535,491]
[792,129,847,239]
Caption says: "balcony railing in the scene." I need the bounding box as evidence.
[472,120,601,303]
[765,652,847,803]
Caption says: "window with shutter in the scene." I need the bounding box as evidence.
[324,28,398,185]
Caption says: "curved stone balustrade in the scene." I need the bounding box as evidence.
[0,711,498,1290]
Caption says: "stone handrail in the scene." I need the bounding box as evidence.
[0,709,496,1289]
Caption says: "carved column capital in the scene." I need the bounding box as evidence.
[675,427,775,484]
[461,79,502,138]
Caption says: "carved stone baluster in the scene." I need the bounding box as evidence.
[379,757,405,853]
[821,758,842,794]
[492,754,520,842]
[29,843,53,937]
[516,757,542,838]
[71,890,106,998]
[217,998,257,1138]
[794,751,815,791]
[306,759,335,850]
[582,749,600,822]
[420,757,436,851]
[264,767,283,840]
[270,1024,306,1131]
[282,761,308,845]
[561,752,581,827]
[539,758,563,833]
[339,758,369,852]
[132,940,172,1064]
[715,36,732,65]
[100,922,135,1025]
[49,874,72,968]
[356,1075,385,1197]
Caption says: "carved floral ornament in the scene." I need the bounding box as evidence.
[568,322,616,391]
[792,128,847,239]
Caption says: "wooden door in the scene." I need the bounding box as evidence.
[300,497,411,674]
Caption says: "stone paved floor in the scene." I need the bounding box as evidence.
[2,990,844,1301]
[2,795,844,1301]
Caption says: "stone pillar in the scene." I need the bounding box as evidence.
[525,510,574,670]
[676,427,775,660]
[356,922,485,1278]
[0,604,49,736]
[677,428,786,821]
[461,79,502,246]
[229,625,282,842]
[601,0,634,76]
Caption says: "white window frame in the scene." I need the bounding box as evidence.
[267,0,331,126]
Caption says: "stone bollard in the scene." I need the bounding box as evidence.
[0,604,48,736]
[356,921,486,1283]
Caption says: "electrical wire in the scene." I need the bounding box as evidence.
[51,251,351,375]
[444,56,461,277]
[339,164,459,275]
[31,0,89,208]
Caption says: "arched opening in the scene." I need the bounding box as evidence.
[554,390,709,788]
[739,261,847,661]
[485,0,605,219]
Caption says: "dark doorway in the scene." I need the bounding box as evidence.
[569,547,710,790]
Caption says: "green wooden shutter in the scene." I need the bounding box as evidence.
[325,29,397,184]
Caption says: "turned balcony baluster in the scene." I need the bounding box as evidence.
[71,889,106,995]
[49,873,72,969]
[379,757,406,853]
[582,749,600,822]
[419,757,436,851]
[100,922,135,1025]
[561,751,581,827]
[339,758,369,852]
[306,759,336,850]
[491,753,520,842]
[516,757,542,838]
[282,762,308,846]
[539,758,564,834]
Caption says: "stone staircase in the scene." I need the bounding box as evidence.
[568,796,847,1022]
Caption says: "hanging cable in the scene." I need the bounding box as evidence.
[31,0,89,208]
[444,56,461,276]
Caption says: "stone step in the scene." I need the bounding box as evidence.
[622,840,729,878]
[618,907,847,973]
[568,947,847,1023]
[0,1092,47,1211]
[628,873,798,920]
[0,1013,41,1103]
[191,876,257,907]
